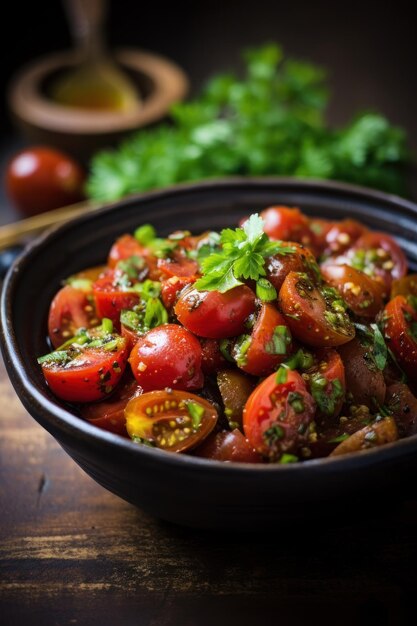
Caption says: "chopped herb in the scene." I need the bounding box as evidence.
[194,213,294,293]
[101,318,113,334]
[370,323,387,370]
[279,453,299,464]
[328,433,350,443]
[219,338,235,363]
[37,350,71,366]
[288,391,305,413]
[266,325,292,355]
[134,224,156,245]
[275,365,289,384]
[186,401,205,429]
[233,334,252,367]
[263,424,285,446]
[256,278,278,302]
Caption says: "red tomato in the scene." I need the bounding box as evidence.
[341,232,407,290]
[108,234,146,268]
[304,348,345,423]
[41,339,128,403]
[79,375,140,436]
[266,242,320,292]
[92,271,140,328]
[193,429,262,463]
[174,285,256,339]
[48,285,98,348]
[161,276,196,309]
[157,255,199,278]
[337,337,386,409]
[323,219,368,257]
[238,303,292,376]
[125,389,217,452]
[383,296,417,380]
[385,383,417,437]
[321,264,385,318]
[200,338,227,375]
[278,271,355,347]
[260,206,318,252]
[243,369,315,460]
[129,324,204,391]
[5,146,85,216]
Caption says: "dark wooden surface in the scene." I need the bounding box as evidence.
[1,353,417,626]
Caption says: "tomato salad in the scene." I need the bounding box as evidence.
[38,207,417,463]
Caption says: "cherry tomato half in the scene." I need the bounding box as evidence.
[161,276,196,310]
[48,284,98,348]
[321,264,385,318]
[243,369,315,460]
[260,206,318,253]
[237,303,292,376]
[193,429,262,463]
[383,295,417,381]
[337,336,386,409]
[304,348,345,423]
[5,146,85,216]
[279,272,355,347]
[174,285,256,339]
[41,337,128,403]
[125,389,217,452]
[385,382,417,437]
[129,324,204,391]
[92,270,140,328]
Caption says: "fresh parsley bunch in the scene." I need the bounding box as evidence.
[86,44,410,201]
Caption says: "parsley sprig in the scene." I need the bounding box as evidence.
[194,214,294,293]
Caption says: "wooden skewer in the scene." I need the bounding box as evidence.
[0,200,105,250]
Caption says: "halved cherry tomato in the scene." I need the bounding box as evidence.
[260,206,318,253]
[321,264,385,318]
[92,270,140,328]
[237,303,292,376]
[383,295,417,380]
[391,274,417,300]
[330,417,398,457]
[303,348,345,423]
[129,324,204,391]
[157,255,198,278]
[161,276,196,309]
[342,232,407,290]
[322,219,368,257]
[48,285,98,348]
[243,369,315,460]
[266,242,320,292]
[125,389,217,452]
[79,375,140,436]
[174,285,256,339]
[385,383,417,437]
[200,338,227,375]
[279,271,355,347]
[337,336,386,409]
[41,336,128,403]
[193,429,262,463]
[108,234,146,268]
[217,369,256,430]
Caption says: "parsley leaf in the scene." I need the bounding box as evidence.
[194,213,294,293]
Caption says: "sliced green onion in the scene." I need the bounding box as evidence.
[67,277,93,292]
[143,298,168,330]
[102,318,113,334]
[256,278,277,302]
[37,350,70,366]
[280,453,299,464]
[186,401,205,429]
[233,334,252,367]
[275,365,288,384]
[134,224,156,245]
[266,325,292,355]
[120,309,142,331]
[219,339,235,363]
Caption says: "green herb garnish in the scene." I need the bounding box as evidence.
[186,401,205,429]
[256,278,277,302]
[134,224,156,245]
[265,325,292,356]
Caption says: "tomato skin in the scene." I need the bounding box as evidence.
[385,382,417,437]
[129,324,204,391]
[240,304,292,376]
[92,271,140,328]
[5,147,86,216]
[200,339,227,375]
[337,337,386,409]
[260,206,318,253]
[193,429,262,463]
[174,285,256,339]
[161,276,196,309]
[279,271,355,347]
[157,256,199,279]
[79,375,140,436]
[304,348,345,423]
[243,370,315,460]
[383,296,417,380]
[41,342,128,403]
[121,324,141,352]
[48,285,98,348]
[266,242,320,292]
[321,264,385,318]
[323,219,368,257]
[108,234,146,268]
[125,389,217,452]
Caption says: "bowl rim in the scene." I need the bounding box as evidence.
[3,176,417,476]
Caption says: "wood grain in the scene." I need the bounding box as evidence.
[1,354,417,625]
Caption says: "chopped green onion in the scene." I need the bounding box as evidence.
[37,350,71,365]
[328,433,350,443]
[370,323,387,371]
[275,365,288,384]
[219,339,235,363]
[143,298,168,330]
[280,453,299,464]
[102,318,113,334]
[256,278,277,302]
[134,224,156,245]
[233,334,252,367]
[67,277,93,292]
[266,325,291,355]
[186,401,205,429]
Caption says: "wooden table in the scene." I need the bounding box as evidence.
[1,353,417,626]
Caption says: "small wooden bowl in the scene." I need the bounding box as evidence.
[7,48,189,161]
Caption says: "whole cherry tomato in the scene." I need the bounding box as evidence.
[5,146,85,216]
[193,429,262,463]
[278,271,355,347]
[125,389,217,452]
[129,324,204,391]
[260,206,318,253]
[243,369,315,460]
[174,285,256,339]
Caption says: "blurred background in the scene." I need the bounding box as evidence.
[1,0,416,224]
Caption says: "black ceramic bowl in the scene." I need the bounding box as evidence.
[3,178,417,530]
